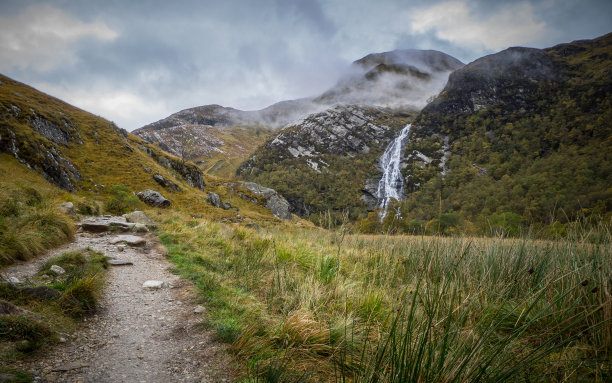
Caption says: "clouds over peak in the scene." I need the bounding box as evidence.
[0,0,609,131]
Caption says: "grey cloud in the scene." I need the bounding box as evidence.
[0,0,610,130]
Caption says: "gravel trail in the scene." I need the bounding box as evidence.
[2,221,231,383]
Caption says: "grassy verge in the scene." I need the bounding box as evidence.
[0,160,75,266]
[0,249,108,367]
[159,213,611,382]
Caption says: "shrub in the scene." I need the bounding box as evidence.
[104,184,140,215]
[76,200,100,216]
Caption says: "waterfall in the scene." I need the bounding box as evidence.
[376,124,411,219]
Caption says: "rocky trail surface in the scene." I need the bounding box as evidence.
[1,215,231,383]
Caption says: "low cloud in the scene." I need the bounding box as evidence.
[0,4,117,72]
[410,1,547,51]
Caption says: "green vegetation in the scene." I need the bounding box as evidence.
[160,213,611,382]
[376,34,612,238]
[0,156,74,266]
[0,249,108,361]
[104,184,141,215]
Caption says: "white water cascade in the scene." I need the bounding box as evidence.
[376,124,411,219]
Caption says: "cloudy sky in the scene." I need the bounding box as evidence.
[1,0,610,131]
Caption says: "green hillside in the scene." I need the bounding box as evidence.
[362,33,612,236]
[0,74,295,233]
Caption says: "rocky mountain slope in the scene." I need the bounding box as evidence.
[380,33,612,234]
[0,74,294,223]
[134,49,463,179]
[237,105,414,221]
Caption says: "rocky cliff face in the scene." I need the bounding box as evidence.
[238,105,413,218]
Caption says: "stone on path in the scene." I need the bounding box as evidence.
[108,260,134,266]
[143,280,165,289]
[50,265,66,274]
[110,235,146,247]
[80,217,137,233]
[8,276,20,283]
[194,305,206,314]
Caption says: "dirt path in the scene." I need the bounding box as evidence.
[2,220,231,383]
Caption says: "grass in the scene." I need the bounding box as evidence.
[0,157,75,266]
[0,248,108,362]
[159,213,611,382]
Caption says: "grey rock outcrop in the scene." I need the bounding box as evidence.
[243,182,292,220]
[147,151,205,191]
[0,125,81,191]
[29,114,82,145]
[206,192,221,208]
[153,174,181,191]
[136,189,171,207]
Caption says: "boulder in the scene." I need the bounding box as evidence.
[206,192,221,208]
[266,195,292,220]
[136,189,171,207]
[59,202,75,216]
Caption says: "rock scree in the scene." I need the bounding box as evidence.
[1,215,231,382]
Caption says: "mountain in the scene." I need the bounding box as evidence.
[374,33,612,234]
[0,74,294,223]
[132,100,323,178]
[315,49,464,108]
[237,105,414,222]
[134,49,463,178]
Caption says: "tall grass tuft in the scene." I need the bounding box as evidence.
[0,186,74,265]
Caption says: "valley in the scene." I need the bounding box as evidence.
[0,32,610,383]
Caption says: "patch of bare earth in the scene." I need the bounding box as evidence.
[2,221,232,383]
